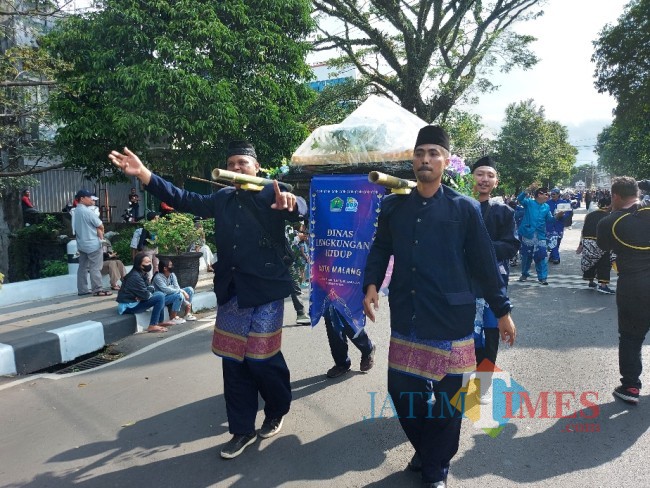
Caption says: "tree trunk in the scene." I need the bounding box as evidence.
[0,188,23,282]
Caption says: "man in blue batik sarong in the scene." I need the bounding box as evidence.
[363,125,517,488]
[546,188,573,264]
[516,185,565,285]
[110,141,307,460]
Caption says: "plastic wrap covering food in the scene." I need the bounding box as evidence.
[291,95,428,165]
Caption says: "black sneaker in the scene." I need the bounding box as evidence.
[259,417,284,439]
[326,364,351,378]
[407,452,422,472]
[517,275,527,282]
[538,280,548,285]
[613,386,640,405]
[360,345,376,372]
[588,281,597,289]
[220,432,257,459]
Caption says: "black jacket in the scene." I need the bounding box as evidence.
[363,186,511,340]
[144,173,307,308]
[116,270,151,303]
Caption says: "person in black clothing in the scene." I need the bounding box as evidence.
[363,126,516,487]
[471,156,520,372]
[110,141,307,460]
[597,177,650,405]
[577,197,613,293]
[324,306,375,378]
[115,252,173,332]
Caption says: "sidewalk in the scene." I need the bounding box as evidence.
[0,271,217,376]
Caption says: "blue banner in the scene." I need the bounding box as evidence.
[308,175,384,336]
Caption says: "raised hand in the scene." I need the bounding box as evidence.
[109,147,152,185]
[270,179,296,211]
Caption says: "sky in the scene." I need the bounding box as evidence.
[309,0,630,167]
[464,0,630,166]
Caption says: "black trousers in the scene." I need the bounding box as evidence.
[387,370,464,483]
[617,293,650,390]
[475,328,500,367]
[324,309,373,367]
[222,352,292,435]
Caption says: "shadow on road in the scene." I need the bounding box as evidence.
[453,398,650,483]
[7,375,412,487]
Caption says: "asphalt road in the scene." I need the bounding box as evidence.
[0,208,648,487]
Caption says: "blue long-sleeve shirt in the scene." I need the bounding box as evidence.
[144,173,307,308]
[363,185,512,341]
[517,192,556,240]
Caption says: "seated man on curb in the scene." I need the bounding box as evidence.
[101,239,127,291]
[116,252,174,333]
[152,258,197,323]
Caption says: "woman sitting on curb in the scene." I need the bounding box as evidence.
[116,252,174,333]
[152,258,197,324]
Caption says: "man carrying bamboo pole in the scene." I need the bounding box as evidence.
[363,126,516,488]
[110,141,307,460]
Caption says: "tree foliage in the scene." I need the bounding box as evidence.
[495,100,577,192]
[312,0,543,122]
[43,0,315,183]
[592,0,650,176]
[0,0,66,183]
[300,78,372,131]
[439,108,493,162]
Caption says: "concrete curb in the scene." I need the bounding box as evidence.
[0,290,216,376]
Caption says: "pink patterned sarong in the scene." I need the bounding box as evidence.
[388,331,475,382]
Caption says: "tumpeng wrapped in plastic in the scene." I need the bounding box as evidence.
[291,95,429,166]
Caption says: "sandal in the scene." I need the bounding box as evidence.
[93,290,113,297]
[111,285,121,291]
[147,325,168,333]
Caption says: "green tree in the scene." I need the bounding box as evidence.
[592,0,650,176]
[43,0,315,184]
[496,100,577,192]
[440,109,493,162]
[312,0,542,122]
[0,0,69,281]
[595,122,650,177]
[301,78,371,131]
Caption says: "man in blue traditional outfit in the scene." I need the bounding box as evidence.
[363,126,517,488]
[545,188,573,264]
[516,186,565,285]
[110,141,307,460]
[470,156,520,379]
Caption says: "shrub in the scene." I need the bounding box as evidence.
[110,233,134,264]
[41,259,69,278]
[143,212,202,254]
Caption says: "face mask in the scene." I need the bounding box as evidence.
[142,264,152,272]
[167,268,174,272]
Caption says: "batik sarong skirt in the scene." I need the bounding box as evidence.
[388,330,476,382]
[212,296,283,362]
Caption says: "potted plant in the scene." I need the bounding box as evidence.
[143,212,203,288]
